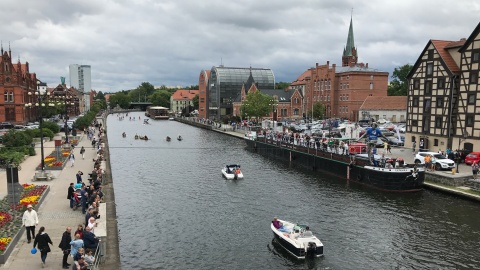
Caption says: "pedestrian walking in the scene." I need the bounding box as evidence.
[59,227,72,269]
[80,146,85,160]
[33,226,53,268]
[387,143,392,154]
[76,171,83,184]
[22,204,38,243]
[472,162,479,180]
[70,153,75,167]
[412,141,416,153]
[68,183,75,209]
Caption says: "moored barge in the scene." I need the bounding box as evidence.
[245,137,424,192]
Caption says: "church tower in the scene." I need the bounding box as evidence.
[342,16,358,67]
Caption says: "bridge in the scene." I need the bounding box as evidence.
[129,102,153,110]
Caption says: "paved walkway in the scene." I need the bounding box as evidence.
[0,129,101,269]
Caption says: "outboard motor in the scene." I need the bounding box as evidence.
[306,242,317,257]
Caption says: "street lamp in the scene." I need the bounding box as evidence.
[36,81,50,171]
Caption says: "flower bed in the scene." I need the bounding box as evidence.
[0,184,49,263]
[37,149,70,170]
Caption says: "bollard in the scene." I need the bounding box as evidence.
[452,168,456,175]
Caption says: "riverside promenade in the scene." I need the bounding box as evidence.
[0,116,120,269]
[177,118,480,201]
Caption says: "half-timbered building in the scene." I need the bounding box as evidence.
[406,22,480,152]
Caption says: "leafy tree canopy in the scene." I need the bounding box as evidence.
[387,64,412,96]
[192,94,199,109]
[308,102,326,119]
[96,91,106,101]
[276,82,290,90]
[108,92,131,109]
[240,91,274,120]
[149,90,171,107]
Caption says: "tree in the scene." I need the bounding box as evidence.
[129,82,155,102]
[96,91,106,101]
[149,90,171,107]
[108,92,131,109]
[308,102,326,119]
[388,64,412,96]
[276,82,290,90]
[240,91,273,120]
[192,94,199,109]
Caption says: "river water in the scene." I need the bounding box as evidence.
[108,112,480,270]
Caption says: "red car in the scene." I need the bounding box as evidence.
[464,152,480,165]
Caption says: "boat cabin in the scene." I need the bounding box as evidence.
[146,106,169,120]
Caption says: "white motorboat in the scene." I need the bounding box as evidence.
[168,117,175,121]
[221,164,243,180]
[271,219,324,259]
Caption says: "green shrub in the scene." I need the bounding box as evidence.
[2,130,32,148]
[41,121,60,134]
[28,147,36,156]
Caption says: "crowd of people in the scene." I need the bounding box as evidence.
[23,119,106,269]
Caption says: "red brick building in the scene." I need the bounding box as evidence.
[292,16,389,121]
[198,70,210,118]
[0,47,38,124]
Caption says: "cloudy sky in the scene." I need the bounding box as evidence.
[2,0,479,92]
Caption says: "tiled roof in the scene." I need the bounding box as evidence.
[360,96,407,110]
[431,40,461,73]
[444,39,466,49]
[261,88,296,102]
[290,70,309,86]
[171,89,199,100]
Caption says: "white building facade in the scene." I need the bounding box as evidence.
[69,64,92,112]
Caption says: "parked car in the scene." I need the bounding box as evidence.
[14,125,26,130]
[464,152,480,165]
[414,152,456,170]
[385,136,404,146]
[0,122,14,129]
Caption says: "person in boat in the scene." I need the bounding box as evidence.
[302,226,313,237]
[235,166,241,174]
[272,217,283,229]
[144,135,148,140]
[166,136,171,141]
[356,122,388,165]
[122,132,126,137]
[178,135,182,140]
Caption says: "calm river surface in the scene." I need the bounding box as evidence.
[108,112,480,270]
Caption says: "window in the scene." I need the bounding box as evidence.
[4,91,13,103]
[281,108,287,116]
[470,71,478,84]
[200,98,205,103]
[370,82,373,90]
[428,49,434,60]
[327,96,330,101]
[435,116,442,128]
[426,63,433,76]
[370,75,374,80]
[424,99,431,112]
[437,77,445,89]
[414,79,420,89]
[425,80,432,95]
[293,108,299,115]
[422,116,430,132]
[294,98,299,104]
[466,115,474,127]
[434,139,439,146]
[412,120,418,126]
[472,49,480,63]
[468,93,476,105]
[436,97,443,107]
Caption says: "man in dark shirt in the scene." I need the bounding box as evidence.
[59,227,72,269]
[67,183,75,209]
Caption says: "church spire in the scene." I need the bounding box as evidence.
[342,12,358,67]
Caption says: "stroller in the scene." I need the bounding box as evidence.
[72,190,82,210]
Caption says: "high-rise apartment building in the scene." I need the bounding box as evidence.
[69,64,91,112]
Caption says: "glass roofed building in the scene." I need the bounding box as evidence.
[208,66,275,119]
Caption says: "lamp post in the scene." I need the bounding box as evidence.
[28,82,51,171]
[63,95,70,144]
